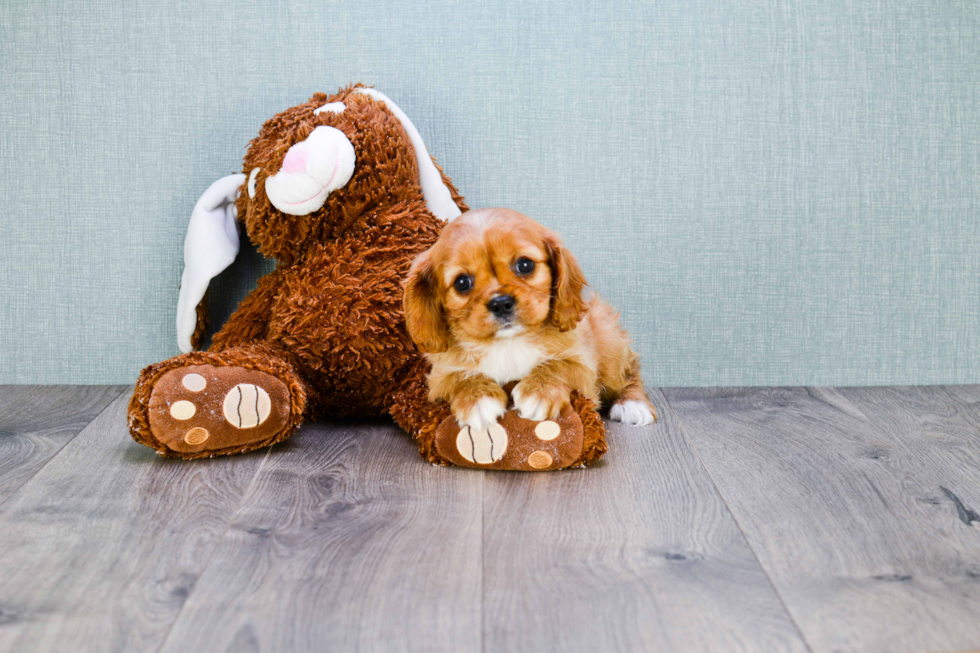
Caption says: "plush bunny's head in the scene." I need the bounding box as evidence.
[176,85,462,352]
[235,85,461,264]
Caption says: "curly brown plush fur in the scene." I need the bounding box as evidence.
[128,84,606,468]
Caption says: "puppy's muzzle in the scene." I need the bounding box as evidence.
[487,294,516,319]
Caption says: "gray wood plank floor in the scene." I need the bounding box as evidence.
[0,393,270,653]
[157,421,484,653]
[481,388,807,653]
[0,385,977,653]
[0,385,124,506]
[664,386,980,653]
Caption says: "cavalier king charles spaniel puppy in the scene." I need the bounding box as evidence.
[403,207,656,432]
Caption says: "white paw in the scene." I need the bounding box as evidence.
[610,400,655,426]
[512,385,551,421]
[457,396,507,431]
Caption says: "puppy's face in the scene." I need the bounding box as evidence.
[404,208,587,353]
[440,214,552,341]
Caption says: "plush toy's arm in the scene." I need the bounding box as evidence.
[176,173,246,353]
[209,269,284,352]
[189,289,211,351]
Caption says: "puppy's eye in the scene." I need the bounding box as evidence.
[453,274,473,293]
[514,257,535,275]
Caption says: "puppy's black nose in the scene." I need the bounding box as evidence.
[487,294,516,318]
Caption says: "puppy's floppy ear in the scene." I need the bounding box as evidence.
[545,233,588,332]
[403,248,451,353]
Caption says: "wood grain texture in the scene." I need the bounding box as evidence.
[481,388,808,653]
[157,421,484,653]
[664,386,980,653]
[0,391,270,653]
[0,385,124,505]
[7,384,979,653]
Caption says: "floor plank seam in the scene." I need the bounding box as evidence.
[479,470,485,653]
[659,389,816,653]
[0,385,128,513]
[152,444,276,653]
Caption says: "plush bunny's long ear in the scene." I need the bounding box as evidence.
[176,173,246,353]
[355,88,462,222]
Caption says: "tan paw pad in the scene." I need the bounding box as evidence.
[184,427,209,445]
[456,423,508,464]
[527,450,553,469]
[181,373,207,392]
[223,383,272,429]
[170,400,196,420]
[534,420,561,441]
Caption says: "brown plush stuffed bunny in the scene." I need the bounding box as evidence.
[128,84,607,470]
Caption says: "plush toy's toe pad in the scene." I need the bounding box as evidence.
[148,365,291,454]
[434,406,583,471]
[456,423,509,464]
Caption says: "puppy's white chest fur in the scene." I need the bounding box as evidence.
[473,337,544,385]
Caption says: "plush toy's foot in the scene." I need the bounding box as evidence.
[129,347,306,459]
[146,364,292,455]
[429,390,607,471]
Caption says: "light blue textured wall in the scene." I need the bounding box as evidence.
[1,0,978,385]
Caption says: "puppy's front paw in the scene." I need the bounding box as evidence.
[609,400,657,426]
[453,394,507,431]
[512,379,569,422]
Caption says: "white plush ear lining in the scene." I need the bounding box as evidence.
[176,173,246,353]
[355,88,462,222]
